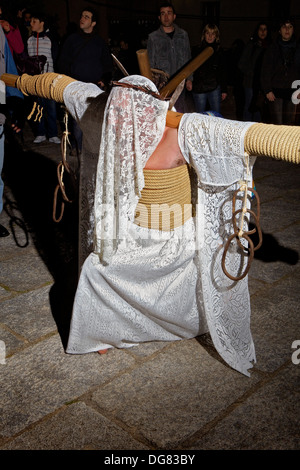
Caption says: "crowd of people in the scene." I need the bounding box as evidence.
[0,2,299,375]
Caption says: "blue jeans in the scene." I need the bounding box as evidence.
[35,97,58,138]
[0,125,4,214]
[193,86,221,113]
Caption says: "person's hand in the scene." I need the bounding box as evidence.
[11,123,22,133]
[221,92,227,101]
[0,20,10,33]
[266,91,276,102]
[186,79,192,91]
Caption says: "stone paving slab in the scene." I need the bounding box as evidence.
[250,272,300,373]
[0,285,56,348]
[188,364,300,450]
[249,231,300,283]
[2,402,149,450]
[259,198,299,233]
[0,251,53,292]
[0,335,136,439]
[89,339,261,449]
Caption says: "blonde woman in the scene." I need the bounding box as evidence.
[191,24,227,113]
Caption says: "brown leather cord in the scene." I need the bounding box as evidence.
[221,186,262,281]
[222,232,255,281]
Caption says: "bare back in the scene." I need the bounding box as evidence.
[144,126,186,169]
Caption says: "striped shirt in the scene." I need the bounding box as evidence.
[27,33,54,73]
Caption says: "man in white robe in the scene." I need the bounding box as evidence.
[64,75,256,377]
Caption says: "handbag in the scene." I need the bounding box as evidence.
[15,51,47,75]
[16,33,47,75]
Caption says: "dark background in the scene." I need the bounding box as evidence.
[4,0,300,50]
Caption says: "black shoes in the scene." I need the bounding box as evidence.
[0,223,9,237]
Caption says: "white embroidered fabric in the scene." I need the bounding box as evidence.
[63,81,103,122]
[179,113,257,376]
[92,75,169,264]
[65,76,257,376]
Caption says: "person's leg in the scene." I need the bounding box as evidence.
[282,98,297,125]
[45,99,59,139]
[269,97,283,125]
[193,92,208,113]
[207,86,221,114]
[243,87,253,121]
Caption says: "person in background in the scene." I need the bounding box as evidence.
[0,4,24,58]
[147,2,192,112]
[27,11,60,144]
[261,19,300,125]
[112,35,139,79]
[225,38,245,120]
[239,22,271,122]
[190,23,227,114]
[57,8,112,155]
[16,7,32,50]
[0,25,24,237]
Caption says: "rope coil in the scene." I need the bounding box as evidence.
[15,73,76,102]
[53,110,77,222]
[135,164,192,231]
[245,122,300,164]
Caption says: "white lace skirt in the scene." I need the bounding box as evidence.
[66,218,208,354]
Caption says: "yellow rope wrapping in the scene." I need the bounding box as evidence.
[245,123,300,164]
[15,73,77,103]
[135,164,192,231]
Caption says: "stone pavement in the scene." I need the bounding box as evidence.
[0,105,299,452]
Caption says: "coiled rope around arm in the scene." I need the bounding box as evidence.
[244,122,300,164]
[15,73,77,103]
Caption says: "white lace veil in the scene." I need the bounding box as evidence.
[93,75,169,264]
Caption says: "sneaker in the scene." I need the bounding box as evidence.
[49,136,61,144]
[0,223,9,237]
[33,135,46,144]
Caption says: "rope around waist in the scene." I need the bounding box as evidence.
[134,164,192,231]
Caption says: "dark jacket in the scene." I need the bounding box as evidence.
[238,37,269,89]
[57,30,112,84]
[261,35,300,99]
[147,24,191,78]
[191,41,227,94]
